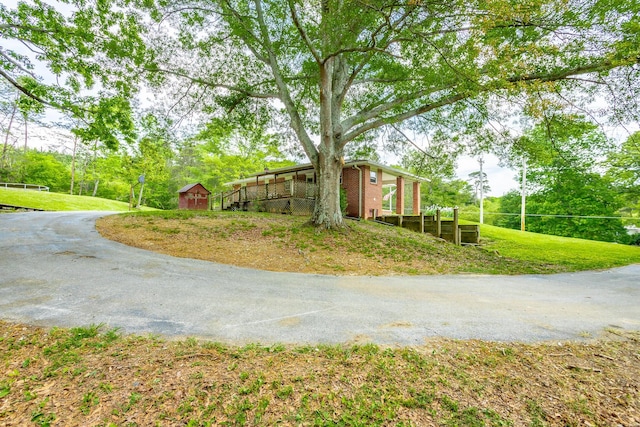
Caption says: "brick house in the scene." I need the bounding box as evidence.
[223,160,425,219]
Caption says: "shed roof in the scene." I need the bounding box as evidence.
[177,183,211,194]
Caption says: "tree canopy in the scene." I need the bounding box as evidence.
[0,0,153,148]
[147,0,640,228]
[2,1,639,230]
[607,131,640,217]
[496,116,630,243]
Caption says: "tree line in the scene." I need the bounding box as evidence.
[0,111,296,209]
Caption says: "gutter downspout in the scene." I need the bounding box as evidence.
[353,165,362,218]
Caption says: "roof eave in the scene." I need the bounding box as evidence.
[224,160,428,186]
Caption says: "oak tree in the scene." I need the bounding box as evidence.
[149,0,640,228]
[607,131,640,217]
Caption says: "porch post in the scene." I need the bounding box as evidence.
[395,176,405,215]
[453,207,460,245]
[412,181,420,215]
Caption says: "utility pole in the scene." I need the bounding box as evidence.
[521,157,527,232]
[479,157,484,224]
[136,174,145,209]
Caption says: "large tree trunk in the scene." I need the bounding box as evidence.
[311,56,346,229]
[312,151,344,228]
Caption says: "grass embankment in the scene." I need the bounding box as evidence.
[97,210,640,275]
[0,188,155,212]
[1,322,638,426]
[480,223,640,272]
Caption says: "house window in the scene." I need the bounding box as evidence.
[370,171,378,184]
[284,180,291,193]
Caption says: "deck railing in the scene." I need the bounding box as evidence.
[376,208,480,245]
[221,181,317,215]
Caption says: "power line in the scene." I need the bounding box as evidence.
[482,212,631,220]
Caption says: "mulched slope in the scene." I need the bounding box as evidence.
[96,213,562,275]
[1,322,638,426]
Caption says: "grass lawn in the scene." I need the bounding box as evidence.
[0,188,156,212]
[2,186,639,273]
[479,223,640,271]
[1,199,639,425]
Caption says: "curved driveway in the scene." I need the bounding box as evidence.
[1,211,638,345]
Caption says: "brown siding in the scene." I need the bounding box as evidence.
[396,176,405,215]
[178,184,210,210]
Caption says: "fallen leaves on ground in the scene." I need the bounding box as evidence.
[1,322,638,426]
[96,212,562,275]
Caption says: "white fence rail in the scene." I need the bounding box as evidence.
[0,183,49,191]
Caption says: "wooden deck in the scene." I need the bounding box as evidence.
[376,209,480,245]
[221,184,316,216]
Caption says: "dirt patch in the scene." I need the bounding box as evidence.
[96,212,562,275]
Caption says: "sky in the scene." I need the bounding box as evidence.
[456,154,518,197]
[454,122,640,197]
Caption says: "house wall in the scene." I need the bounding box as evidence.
[361,165,383,219]
[339,165,384,219]
[341,167,361,218]
[227,165,413,220]
[396,176,405,215]
[178,194,188,209]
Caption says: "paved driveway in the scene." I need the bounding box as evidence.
[1,211,638,345]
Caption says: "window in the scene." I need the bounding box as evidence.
[370,170,378,184]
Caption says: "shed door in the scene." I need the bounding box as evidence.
[196,195,208,209]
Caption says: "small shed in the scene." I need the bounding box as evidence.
[178,183,211,210]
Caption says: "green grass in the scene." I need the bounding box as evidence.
[0,188,156,212]
[479,223,640,271]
